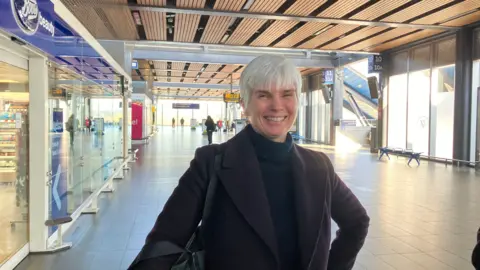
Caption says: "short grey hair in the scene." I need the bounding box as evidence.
[239,55,302,108]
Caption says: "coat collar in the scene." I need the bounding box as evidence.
[218,128,328,269]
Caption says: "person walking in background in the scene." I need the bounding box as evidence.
[205,116,215,145]
[85,117,91,133]
[172,117,176,128]
[66,114,77,146]
[180,118,185,127]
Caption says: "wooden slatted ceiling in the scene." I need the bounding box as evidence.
[249,0,328,47]
[322,0,451,50]
[201,0,247,44]
[171,62,186,70]
[225,0,286,45]
[366,30,444,52]
[300,0,410,49]
[443,10,480,26]
[61,0,114,39]
[153,61,167,69]
[139,0,167,40]
[102,0,138,40]
[174,0,206,42]
[274,0,369,48]
[346,0,480,51]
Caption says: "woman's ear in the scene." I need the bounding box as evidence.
[240,99,248,116]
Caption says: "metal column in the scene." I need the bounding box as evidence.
[453,27,473,162]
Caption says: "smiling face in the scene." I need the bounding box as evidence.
[243,86,298,142]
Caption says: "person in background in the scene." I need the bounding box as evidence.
[85,117,91,133]
[132,54,369,270]
[66,115,77,146]
[172,117,176,128]
[180,118,185,127]
[205,116,215,145]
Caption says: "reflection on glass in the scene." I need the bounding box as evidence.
[407,70,430,154]
[388,74,408,148]
[430,65,455,159]
[47,62,123,227]
[0,61,29,264]
[472,61,480,162]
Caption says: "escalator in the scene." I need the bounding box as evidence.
[342,67,378,126]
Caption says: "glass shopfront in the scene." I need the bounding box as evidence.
[47,64,123,221]
[0,56,29,265]
[387,37,456,159]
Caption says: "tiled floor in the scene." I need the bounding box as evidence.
[14,127,480,270]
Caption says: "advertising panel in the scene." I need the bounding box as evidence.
[49,133,68,235]
[132,100,144,139]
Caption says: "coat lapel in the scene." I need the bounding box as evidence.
[217,129,279,264]
[291,145,328,270]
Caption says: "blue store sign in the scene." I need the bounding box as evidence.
[0,0,56,51]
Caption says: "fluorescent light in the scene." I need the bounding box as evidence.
[200,67,205,72]
[220,34,230,44]
[0,80,19,83]
[314,25,334,36]
[243,0,255,10]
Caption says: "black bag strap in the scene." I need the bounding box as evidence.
[201,153,222,227]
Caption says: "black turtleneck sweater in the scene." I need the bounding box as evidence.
[247,125,299,270]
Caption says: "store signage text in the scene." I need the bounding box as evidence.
[173,103,200,109]
[368,55,383,73]
[11,0,55,37]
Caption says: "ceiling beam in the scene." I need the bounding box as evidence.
[103,3,459,31]
[156,95,224,100]
[132,50,335,68]
[152,82,239,90]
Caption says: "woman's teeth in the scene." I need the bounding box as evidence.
[265,116,286,122]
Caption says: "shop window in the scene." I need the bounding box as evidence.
[430,65,455,159]
[390,52,408,76]
[387,74,407,148]
[474,29,480,61]
[0,61,29,264]
[407,69,430,154]
[409,45,431,72]
[434,38,456,67]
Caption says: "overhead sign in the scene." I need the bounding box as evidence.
[51,88,66,98]
[223,92,240,103]
[132,61,138,69]
[173,103,200,109]
[368,55,383,73]
[321,69,334,85]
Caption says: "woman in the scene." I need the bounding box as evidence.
[205,116,215,145]
[135,55,369,270]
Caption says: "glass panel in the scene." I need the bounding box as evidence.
[388,74,407,148]
[474,30,480,61]
[430,65,455,159]
[472,60,480,162]
[410,45,431,72]
[0,61,29,264]
[434,38,456,67]
[391,52,408,76]
[407,69,430,154]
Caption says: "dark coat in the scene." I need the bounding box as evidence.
[142,128,369,270]
[473,228,480,269]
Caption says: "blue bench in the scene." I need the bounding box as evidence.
[379,147,422,166]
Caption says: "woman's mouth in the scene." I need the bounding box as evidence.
[264,116,287,122]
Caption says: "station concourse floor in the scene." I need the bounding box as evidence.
[15,127,480,270]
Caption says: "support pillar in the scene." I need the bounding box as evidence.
[331,67,344,145]
[453,27,473,162]
[29,56,49,252]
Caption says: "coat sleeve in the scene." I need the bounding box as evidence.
[473,228,480,270]
[320,154,370,270]
[134,146,214,269]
